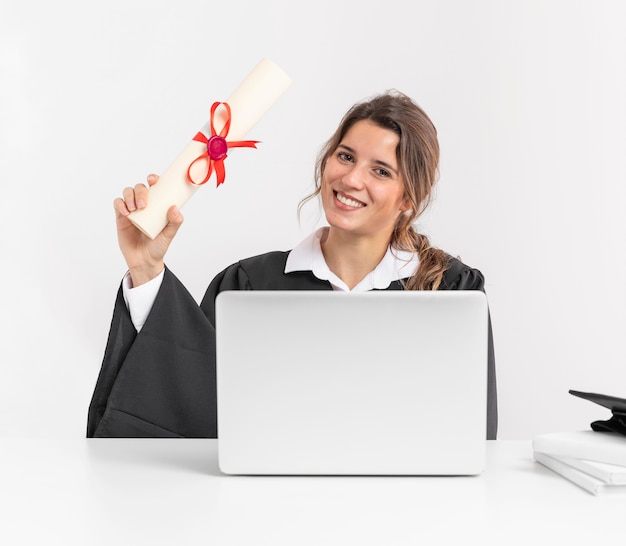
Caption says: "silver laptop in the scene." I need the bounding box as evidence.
[215,290,488,476]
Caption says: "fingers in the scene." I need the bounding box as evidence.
[113,197,130,217]
[114,182,151,215]
[133,183,149,210]
[114,174,159,216]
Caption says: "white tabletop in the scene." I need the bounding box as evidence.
[0,439,623,545]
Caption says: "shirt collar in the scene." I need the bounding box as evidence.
[285,227,419,292]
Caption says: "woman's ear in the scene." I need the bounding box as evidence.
[400,196,412,213]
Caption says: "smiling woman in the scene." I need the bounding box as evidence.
[87,90,498,440]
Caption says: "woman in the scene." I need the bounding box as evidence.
[87,90,497,439]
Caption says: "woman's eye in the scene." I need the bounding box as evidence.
[338,151,353,162]
[375,168,390,178]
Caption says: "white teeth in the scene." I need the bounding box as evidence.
[336,193,364,208]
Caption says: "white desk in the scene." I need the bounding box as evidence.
[0,440,622,545]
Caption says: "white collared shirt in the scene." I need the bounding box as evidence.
[123,227,419,331]
[285,227,419,292]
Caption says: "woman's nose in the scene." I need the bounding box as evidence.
[342,164,365,189]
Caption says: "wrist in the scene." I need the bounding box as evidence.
[128,262,165,288]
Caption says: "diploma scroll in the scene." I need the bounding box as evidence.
[127,58,292,239]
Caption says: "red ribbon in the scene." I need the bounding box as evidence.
[187,101,259,186]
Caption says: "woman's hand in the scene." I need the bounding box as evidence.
[113,174,184,287]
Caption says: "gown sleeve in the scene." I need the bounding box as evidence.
[440,258,498,440]
[86,267,219,438]
[86,253,302,439]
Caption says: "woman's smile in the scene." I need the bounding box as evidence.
[334,191,366,209]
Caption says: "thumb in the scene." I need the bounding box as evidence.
[160,205,184,242]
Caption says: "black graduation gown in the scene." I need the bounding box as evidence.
[87,252,498,439]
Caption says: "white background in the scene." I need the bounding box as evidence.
[1,0,624,439]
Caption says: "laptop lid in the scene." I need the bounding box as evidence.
[215,290,488,475]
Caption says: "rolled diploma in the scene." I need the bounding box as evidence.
[127,58,292,239]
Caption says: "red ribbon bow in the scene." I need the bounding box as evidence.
[187,101,259,186]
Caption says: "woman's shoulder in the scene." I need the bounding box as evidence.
[201,251,292,314]
[237,250,331,290]
[208,250,328,292]
[237,250,290,273]
[206,251,290,292]
[439,255,486,291]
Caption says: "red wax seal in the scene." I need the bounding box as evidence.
[207,135,228,160]
[188,102,258,186]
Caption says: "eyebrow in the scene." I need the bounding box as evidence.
[337,144,399,176]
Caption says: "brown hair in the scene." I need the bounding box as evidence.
[299,90,449,290]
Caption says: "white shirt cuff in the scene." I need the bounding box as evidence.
[121,269,165,332]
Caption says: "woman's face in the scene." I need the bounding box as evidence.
[321,120,409,241]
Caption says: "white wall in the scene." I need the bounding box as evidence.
[1,0,624,439]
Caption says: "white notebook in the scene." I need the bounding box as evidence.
[215,290,489,476]
[534,452,626,495]
[548,454,626,485]
[533,431,626,467]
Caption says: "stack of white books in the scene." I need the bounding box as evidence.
[533,430,626,495]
